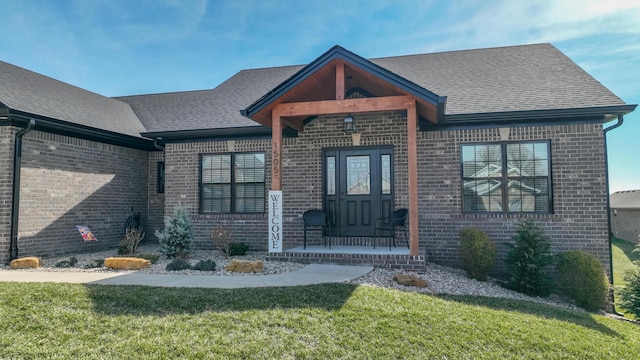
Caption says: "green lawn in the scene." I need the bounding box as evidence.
[612,237,640,286]
[1,282,639,359]
[612,237,640,319]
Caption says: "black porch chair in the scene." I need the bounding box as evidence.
[303,209,331,249]
[374,208,409,250]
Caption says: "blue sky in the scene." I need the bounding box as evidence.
[1,0,639,193]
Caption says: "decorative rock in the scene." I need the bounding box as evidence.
[225,260,264,273]
[10,257,41,269]
[393,273,429,288]
[104,257,151,270]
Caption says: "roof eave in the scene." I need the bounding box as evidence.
[4,110,156,151]
[141,126,298,143]
[422,105,637,130]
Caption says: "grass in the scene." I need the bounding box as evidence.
[0,282,639,359]
[612,237,640,319]
[612,237,640,286]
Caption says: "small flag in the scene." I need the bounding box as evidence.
[75,225,97,241]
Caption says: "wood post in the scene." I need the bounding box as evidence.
[271,113,282,191]
[336,62,345,100]
[407,102,419,256]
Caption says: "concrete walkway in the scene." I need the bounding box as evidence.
[0,264,373,289]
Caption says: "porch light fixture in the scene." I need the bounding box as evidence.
[343,114,356,133]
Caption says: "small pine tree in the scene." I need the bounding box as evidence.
[155,205,194,259]
[504,219,554,296]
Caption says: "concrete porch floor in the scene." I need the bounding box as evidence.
[285,245,410,255]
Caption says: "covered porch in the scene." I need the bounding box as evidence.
[241,46,446,265]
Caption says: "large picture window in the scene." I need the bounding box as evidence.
[201,152,265,213]
[461,142,551,213]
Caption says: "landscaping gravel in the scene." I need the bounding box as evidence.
[4,244,582,311]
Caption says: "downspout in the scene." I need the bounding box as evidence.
[603,114,624,315]
[9,119,35,261]
[153,137,164,151]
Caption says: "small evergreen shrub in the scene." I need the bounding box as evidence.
[192,259,217,272]
[459,227,496,281]
[55,256,78,268]
[165,258,192,271]
[118,227,145,255]
[504,220,554,296]
[228,242,250,256]
[618,261,640,318]
[136,253,160,264]
[156,206,194,259]
[84,259,104,269]
[557,250,609,312]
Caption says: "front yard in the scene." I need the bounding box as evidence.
[1,282,639,359]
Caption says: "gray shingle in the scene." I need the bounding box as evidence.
[117,65,304,133]
[610,190,640,209]
[2,43,630,137]
[371,43,626,115]
[0,60,146,138]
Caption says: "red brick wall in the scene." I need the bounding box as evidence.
[418,124,610,277]
[13,130,149,259]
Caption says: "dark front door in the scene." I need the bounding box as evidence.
[324,147,393,237]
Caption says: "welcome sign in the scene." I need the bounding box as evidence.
[268,191,282,252]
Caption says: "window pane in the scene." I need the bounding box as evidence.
[327,157,336,195]
[463,142,551,214]
[463,179,502,212]
[381,154,391,195]
[202,184,231,213]
[462,144,502,177]
[347,156,370,195]
[235,183,265,213]
[235,153,265,183]
[505,142,550,213]
[202,155,231,183]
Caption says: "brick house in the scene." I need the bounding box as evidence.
[610,190,640,243]
[1,44,636,276]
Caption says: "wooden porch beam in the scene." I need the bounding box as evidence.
[282,118,304,132]
[274,95,415,118]
[407,101,419,256]
[336,62,345,100]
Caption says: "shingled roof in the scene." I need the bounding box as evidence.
[117,65,303,134]
[1,43,634,142]
[611,190,640,209]
[0,60,146,138]
[371,43,626,115]
[125,43,633,135]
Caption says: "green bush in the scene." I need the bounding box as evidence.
[618,264,640,318]
[459,228,496,281]
[136,253,160,264]
[192,259,217,272]
[165,258,192,271]
[155,206,194,259]
[228,242,250,256]
[557,250,609,312]
[504,220,554,296]
[55,256,78,268]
